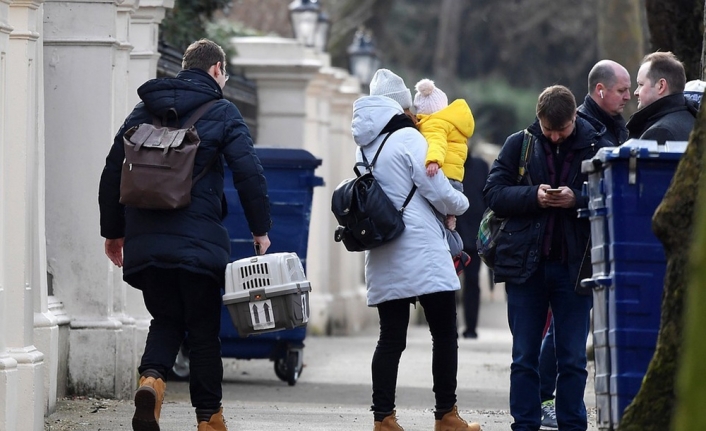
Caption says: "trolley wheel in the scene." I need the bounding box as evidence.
[168,343,190,381]
[273,350,303,386]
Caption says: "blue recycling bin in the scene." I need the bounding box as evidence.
[580,140,686,430]
[220,147,323,385]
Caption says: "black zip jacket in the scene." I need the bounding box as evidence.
[483,115,612,286]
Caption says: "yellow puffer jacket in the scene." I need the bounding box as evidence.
[417,99,475,182]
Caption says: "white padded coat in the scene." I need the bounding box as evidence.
[351,96,470,306]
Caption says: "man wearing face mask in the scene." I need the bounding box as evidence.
[484,85,612,431]
[626,51,697,144]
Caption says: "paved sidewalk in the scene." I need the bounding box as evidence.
[44,298,598,431]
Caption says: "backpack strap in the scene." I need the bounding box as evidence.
[356,130,417,213]
[188,100,220,183]
[355,131,395,176]
[517,129,534,185]
[183,100,218,128]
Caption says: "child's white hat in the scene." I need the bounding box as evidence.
[414,79,448,115]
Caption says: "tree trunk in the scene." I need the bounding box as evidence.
[432,0,465,93]
[701,0,706,79]
[671,99,706,430]
[596,0,645,118]
[618,89,704,431]
[644,0,704,80]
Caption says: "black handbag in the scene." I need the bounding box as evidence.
[331,132,416,252]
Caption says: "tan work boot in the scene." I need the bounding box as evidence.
[434,405,481,431]
[373,410,404,431]
[132,375,166,431]
[197,407,229,431]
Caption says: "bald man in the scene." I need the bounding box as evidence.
[577,59,632,146]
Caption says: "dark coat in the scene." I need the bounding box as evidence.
[99,69,271,287]
[626,93,698,144]
[577,94,628,146]
[483,115,611,285]
[456,155,489,252]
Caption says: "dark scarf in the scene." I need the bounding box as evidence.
[379,113,417,136]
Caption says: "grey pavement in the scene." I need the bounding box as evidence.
[45,295,598,431]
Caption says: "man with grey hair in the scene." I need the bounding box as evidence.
[626,51,697,144]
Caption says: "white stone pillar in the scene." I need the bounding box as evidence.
[43,0,133,399]
[229,36,321,148]
[3,0,46,428]
[125,0,173,362]
[0,1,16,428]
[301,60,340,335]
[327,72,376,334]
[128,0,172,105]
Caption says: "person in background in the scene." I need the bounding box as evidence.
[361,68,481,431]
[99,39,272,431]
[455,145,489,340]
[538,59,633,430]
[485,85,611,431]
[684,79,706,108]
[413,78,476,273]
[626,51,697,144]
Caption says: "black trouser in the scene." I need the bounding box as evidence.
[371,291,459,415]
[134,267,223,410]
[462,254,482,335]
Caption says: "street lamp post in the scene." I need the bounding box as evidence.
[288,0,321,48]
[347,28,381,91]
[313,11,331,53]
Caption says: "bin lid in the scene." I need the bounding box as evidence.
[582,139,687,173]
[255,147,323,169]
[603,139,687,161]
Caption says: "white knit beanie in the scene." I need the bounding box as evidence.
[414,79,448,115]
[369,69,413,110]
[685,79,706,106]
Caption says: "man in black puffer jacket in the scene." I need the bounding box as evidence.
[627,51,697,144]
[484,86,612,431]
[99,39,271,431]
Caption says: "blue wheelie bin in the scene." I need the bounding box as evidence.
[580,139,687,430]
[220,147,323,386]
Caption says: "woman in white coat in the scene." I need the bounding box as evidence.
[353,76,482,431]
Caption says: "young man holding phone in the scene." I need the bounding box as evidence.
[483,85,612,431]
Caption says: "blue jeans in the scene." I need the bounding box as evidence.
[539,318,557,402]
[506,261,592,431]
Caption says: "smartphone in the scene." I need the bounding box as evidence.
[546,188,561,194]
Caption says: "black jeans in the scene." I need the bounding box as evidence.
[134,267,223,410]
[371,291,459,414]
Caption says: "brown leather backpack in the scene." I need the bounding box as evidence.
[119,100,217,210]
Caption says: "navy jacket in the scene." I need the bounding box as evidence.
[483,115,611,285]
[578,94,628,146]
[99,69,271,286]
[626,93,697,144]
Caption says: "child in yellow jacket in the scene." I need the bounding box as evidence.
[414,78,475,270]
